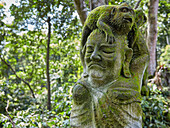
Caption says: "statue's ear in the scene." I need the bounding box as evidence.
[123,47,133,78]
[80,45,87,74]
[135,9,147,27]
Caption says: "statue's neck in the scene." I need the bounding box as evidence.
[87,76,119,89]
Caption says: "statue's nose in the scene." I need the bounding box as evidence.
[90,51,101,61]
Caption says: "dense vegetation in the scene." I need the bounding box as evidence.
[0,0,169,127]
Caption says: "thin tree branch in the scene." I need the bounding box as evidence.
[0,56,36,98]
[134,0,142,9]
[5,101,16,128]
[47,16,51,111]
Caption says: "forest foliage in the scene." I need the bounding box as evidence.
[0,0,169,127]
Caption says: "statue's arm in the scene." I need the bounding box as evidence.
[97,13,114,41]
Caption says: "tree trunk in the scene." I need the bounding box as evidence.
[74,0,88,25]
[0,56,36,99]
[74,0,106,25]
[89,0,106,10]
[147,0,159,75]
[47,17,51,111]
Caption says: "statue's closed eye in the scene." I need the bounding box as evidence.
[102,50,114,54]
[86,46,94,53]
[99,45,116,54]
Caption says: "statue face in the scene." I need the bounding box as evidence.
[85,31,124,87]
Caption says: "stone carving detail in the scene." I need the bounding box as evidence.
[70,3,149,128]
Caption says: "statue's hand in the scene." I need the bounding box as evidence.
[97,20,115,43]
[106,34,115,43]
[72,84,90,105]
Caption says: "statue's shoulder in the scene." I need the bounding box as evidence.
[107,77,140,92]
[72,77,91,105]
[106,78,141,104]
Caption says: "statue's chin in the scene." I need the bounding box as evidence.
[120,25,132,35]
[89,69,104,79]
[88,69,106,88]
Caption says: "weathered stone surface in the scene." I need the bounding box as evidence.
[70,3,149,128]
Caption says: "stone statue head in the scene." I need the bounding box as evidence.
[82,29,133,87]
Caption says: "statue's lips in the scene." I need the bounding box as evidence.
[88,63,106,69]
[123,17,132,23]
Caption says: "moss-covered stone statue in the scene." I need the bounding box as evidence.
[70,3,149,128]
